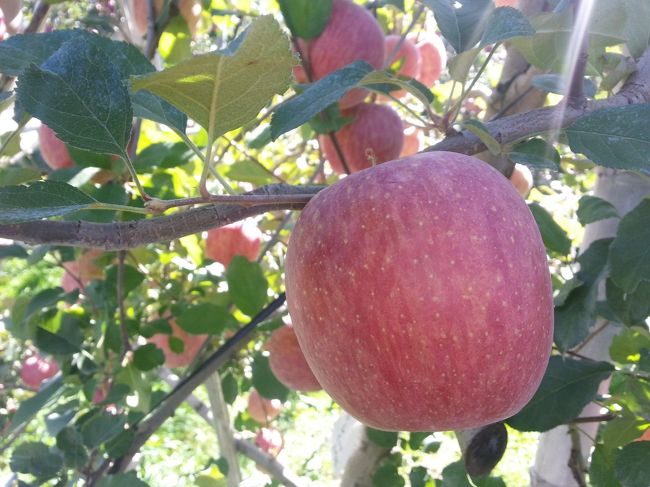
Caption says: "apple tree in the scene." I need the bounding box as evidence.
[0,0,649,486]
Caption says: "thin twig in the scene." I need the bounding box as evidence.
[570,413,617,424]
[117,250,131,357]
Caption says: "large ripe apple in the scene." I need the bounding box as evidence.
[306,0,384,109]
[247,389,282,424]
[384,35,421,99]
[20,353,60,390]
[267,324,321,392]
[321,103,404,174]
[509,163,533,198]
[205,220,262,267]
[39,124,74,170]
[61,249,105,293]
[413,33,447,87]
[147,316,207,368]
[285,152,553,431]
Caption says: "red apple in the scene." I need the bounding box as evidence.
[0,0,22,34]
[267,324,321,392]
[147,317,208,368]
[321,103,404,174]
[131,0,201,37]
[20,353,60,390]
[61,249,104,293]
[255,427,283,455]
[636,428,650,442]
[509,163,533,198]
[292,38,309,84]
[413,33,447,87]
[384,35,420,99]
[247,389,282,424]
[38,124,74,170]
[495,0,518,7]
[399,125,422,157]
[285,152,553,432]
[305,0,385,109]
[205,220,262,267]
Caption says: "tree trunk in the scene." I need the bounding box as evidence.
[530,169,650,486]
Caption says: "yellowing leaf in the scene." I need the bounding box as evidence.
[130,16,295,139]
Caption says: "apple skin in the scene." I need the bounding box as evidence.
[495,0,518,7]
[205,220,262,267]
[285,152,553,432]
[413,33,447,87]
[147,317,207,368]
[321,103,404,174]
[306,0,384,109]
[131,0,201,37]
[39,124,74,170]
[61,249,105,293]
[267,325,321,392]
[20,353,60,390]
[247,389,282,424]
[255,427,283,455]
[509,163,533,198]
[384,35,420,99]
[636,428,650,441]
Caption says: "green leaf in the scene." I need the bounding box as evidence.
[0,181,95,224]
[105,264,145,298]
[226,256,268,316]
[35,315,83,355]
[531,74,597,98]
[0,166,42,186]
[528,202,572,255]
[606,279,650,327]
[81,412,127,449]
[10,442,63,479]
[554,282,598,351]
[133,142,195,170]
[105,428,136,459]
[422,0,494,53]
[609,199,650,293]
[507,356,614,432]
[372,463,405,487]
[56,427,88,469]
[224,160,277,185]
[0,244,28,260]
[366,427,398,448]
[577,238,613,284]
[463,119,500,156]
[602,411,649,449]
[175,303,233,335]
[479,5,535,48]
[448,48,479,82]
[16,40,132,158]
[409,466,433,487]
[133,344,165,371]
[566,105,650,175]
[614,441,650,487]
[590,445,621,487]
[221,372,238,405]
[361,70,434,104]
[270,60,374,140]
[9,375,63,434]
[278,0,332,39]
[610,327,650,364]
[131,16,294,137]
[252,353,289,402]
[97,472,150,487]
[509,138,560,171]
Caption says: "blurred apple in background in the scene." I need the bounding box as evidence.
[247,388,282,424]
[267,324,321,392]
[39,124,74,170]
[61,249,105,293]
[509,163,534,198]
[255,427,283,455]
[205,220,262,267]
[20,353,59,390]
[147,316,207,368]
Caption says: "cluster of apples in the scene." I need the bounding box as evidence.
[293,0,447,175]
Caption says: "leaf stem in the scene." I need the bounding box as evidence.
[86,202,151,215]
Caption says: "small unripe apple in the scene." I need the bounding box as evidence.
[61,249,105,293]
[247,389,282,424]
[205,220,262,267]
[38,124,74,170]
[413,33,447,87]
[399,125,422,157]
[384,35,420,99]
[147,317,207,368]
[131,0,201,37]
[509,163,533,198]
[255,427,283,455]
[20,353,59,390]
[285,152,553,432]
[267,324,321,392]
[495,0,518,7]
[321,103,404,174]
[306,0,385,109]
